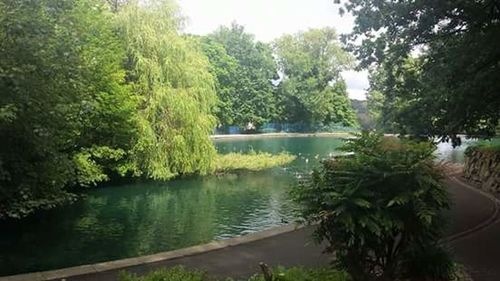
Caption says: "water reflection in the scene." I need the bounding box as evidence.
[0,171,298,275]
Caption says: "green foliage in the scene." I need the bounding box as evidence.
[339,0,500,144]
[465,138,500,155]
[248,267,351,281]
[199,37,240,126]
[116,0,217,180]
[215,151,296,173]
[208,23,279,127]
[273,28,358,127]
[292,132,452,281]
[0,0,137,218]
[366,59,430,135]
[365,72,386,132]
[119,266,350,281]
[0,0,221,218]
[350,100,376,130]
[119,266,209,281]
[202,26,360,130]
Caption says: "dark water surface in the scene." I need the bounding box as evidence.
[0,137,467,275]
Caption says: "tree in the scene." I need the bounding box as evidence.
[274,28,358,127]
[0,0,138,218]
[338,0,500,144]
[366,58,437,137]
[209,23,279,127]
[350,99,376,130]
[117,0,217,180]
[198,37,240,127]
[293,133,453,281]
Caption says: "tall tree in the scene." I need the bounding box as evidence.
[198,37,240,127]
[339,0,500,144]
[209,23,279,127]
[0,0,137,218]
[117,0,217,179]
[274,28,358,127]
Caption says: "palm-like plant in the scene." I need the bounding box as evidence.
[293,132,452,281]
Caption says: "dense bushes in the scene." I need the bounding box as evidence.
[293,132,453,281]
[0,0,138,218]
[0,0,217,218]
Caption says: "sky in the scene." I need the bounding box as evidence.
[177,0,369,100]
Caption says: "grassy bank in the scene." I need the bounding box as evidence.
[120,266,350,281]
[119,265,470,281]
[466,138,500,154]
[214,151,296,173]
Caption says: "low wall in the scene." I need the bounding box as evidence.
[464,147,500,193]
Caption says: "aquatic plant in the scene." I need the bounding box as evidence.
[214,151,296,173]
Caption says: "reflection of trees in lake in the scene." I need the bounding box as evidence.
[0,171,296,275]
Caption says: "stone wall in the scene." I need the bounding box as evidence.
[464,148,500,193]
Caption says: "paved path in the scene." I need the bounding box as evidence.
[59,227,328,281]
[448,176,500,281]
[2,175,498,281]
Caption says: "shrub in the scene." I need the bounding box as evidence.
[292,132,452,281]
[119,266,210,281]
[465,138,500,155]
[248,266,350,281]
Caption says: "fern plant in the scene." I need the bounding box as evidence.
[292,132,453,281]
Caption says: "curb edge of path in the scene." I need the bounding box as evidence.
[442,175,500,244]
[0,224,304,281]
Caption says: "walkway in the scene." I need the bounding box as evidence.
[3,174,500,281]
[448,176,500,281]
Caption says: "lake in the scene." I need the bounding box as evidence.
[0,136,470,276]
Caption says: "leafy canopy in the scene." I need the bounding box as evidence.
[198,37,240,126]
[0,0,220,218]
[274,28,358,127]
[339,0,500,144]
[208,22,279,127]
[0,0,137,218]
[117,0,217,179]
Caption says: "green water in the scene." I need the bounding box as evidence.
[0,137,467,276]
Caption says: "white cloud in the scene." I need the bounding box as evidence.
[178,0,368,100]
[178,0,355,42]
[347,89,367,100]
[342,70,369,100]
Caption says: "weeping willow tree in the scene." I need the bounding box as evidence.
[117,0,217,179]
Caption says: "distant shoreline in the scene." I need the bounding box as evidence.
[211,132,356,140]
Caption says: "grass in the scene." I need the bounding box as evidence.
[247,266,351,281]
[466,138,500,154]
[119,267,207,281]
[119,266,350,281]
[214,151,296,173]
[119,265,471,281]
